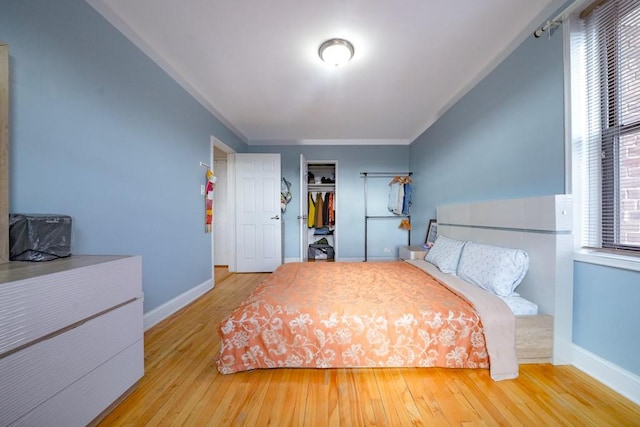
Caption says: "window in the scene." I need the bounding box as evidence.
[577,0,640,252]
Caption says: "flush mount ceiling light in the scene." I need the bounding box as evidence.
[318,38,354,66]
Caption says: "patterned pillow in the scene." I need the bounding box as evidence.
[424,235,466,274]
[457,241,529,297]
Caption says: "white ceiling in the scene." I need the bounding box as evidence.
[86,0,563,145]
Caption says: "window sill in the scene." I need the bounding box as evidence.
[574,249,640,273]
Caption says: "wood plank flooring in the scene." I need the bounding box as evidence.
[99,267,640,426]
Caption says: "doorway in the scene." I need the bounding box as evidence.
[211,137,236,274]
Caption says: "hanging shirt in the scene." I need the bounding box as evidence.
[402,183,412,215]
[388,181,401,213]
[308,193,316,228]
[323,192,330,227]
[328,192,335,226]
[315,192,324,228]
[395,183,404,214]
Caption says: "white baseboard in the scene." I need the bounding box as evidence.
[572,344,640,405]
[143,278,213,331]
[283,257,366,263]
[284,257,394,263]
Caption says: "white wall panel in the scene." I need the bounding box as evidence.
[437,195,573,364]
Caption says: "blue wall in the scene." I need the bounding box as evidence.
[409,27,640,377]
[574,262,640,374]
[250,145,410,260]
[409,31,565,239]
[1,0,247,312]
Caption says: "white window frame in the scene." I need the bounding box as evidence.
[567,3,640,273]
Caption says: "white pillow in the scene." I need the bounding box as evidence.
[424,235,466,274]
[457,241,529,297]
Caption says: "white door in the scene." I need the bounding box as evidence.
[299,154,308,261]
[235,153,282,272]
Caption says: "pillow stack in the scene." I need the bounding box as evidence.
[424,235,466,274]
[425,235,529,297]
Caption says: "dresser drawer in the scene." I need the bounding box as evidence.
[0,299,143,426]
[0,256,142,356]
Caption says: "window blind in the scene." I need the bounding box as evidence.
[581,0,640,251]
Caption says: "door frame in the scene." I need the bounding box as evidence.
[300,157,339,262]
[211,136,237,273]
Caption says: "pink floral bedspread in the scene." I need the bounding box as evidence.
[216,262,489,374]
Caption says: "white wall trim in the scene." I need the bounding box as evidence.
[227,153,237,273]
[574,250,640,273]
[284,257,366,263]
[572,344,640,405]
[143,279,213,331]
[249,138,411,146]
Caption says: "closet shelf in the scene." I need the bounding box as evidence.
[308,183,335,192]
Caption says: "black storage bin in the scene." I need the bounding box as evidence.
[308,243,334,260]
[9,214,72,261]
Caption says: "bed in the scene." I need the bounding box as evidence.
[216,194,573,381]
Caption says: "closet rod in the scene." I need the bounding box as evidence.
[361,171,412,261]
[360,171,412,177]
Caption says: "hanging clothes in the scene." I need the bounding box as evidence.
[399,218,411,230]
[388,176,412,215]
[328,192,335,226]
[388,180,401,212]
[205,169,216,233]
[388,176,405,214]
[323,192,330,227]
[395,183,404,214]
[281,177,292,213]
[308,193,316,228]
[402,182,412,215]
[315,192,324,228]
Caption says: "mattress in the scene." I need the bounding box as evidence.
[217,261,489,374]
[217,261,519,381]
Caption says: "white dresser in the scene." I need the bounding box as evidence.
[0,255,144,426]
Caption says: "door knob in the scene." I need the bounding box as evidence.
[271,215,280,220]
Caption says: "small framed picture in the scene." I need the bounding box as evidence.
[425,219,438,248]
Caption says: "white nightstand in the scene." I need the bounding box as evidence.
[398,245,429,260]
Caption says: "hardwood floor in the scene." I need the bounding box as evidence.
[99,268,640,426]
[214,265,233,284]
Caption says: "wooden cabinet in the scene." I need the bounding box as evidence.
[515,314,554,363]
[0,256,143,426]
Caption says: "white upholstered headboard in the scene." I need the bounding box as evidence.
[437,195,573,364]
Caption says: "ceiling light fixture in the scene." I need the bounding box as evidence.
[318,38,354,67]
